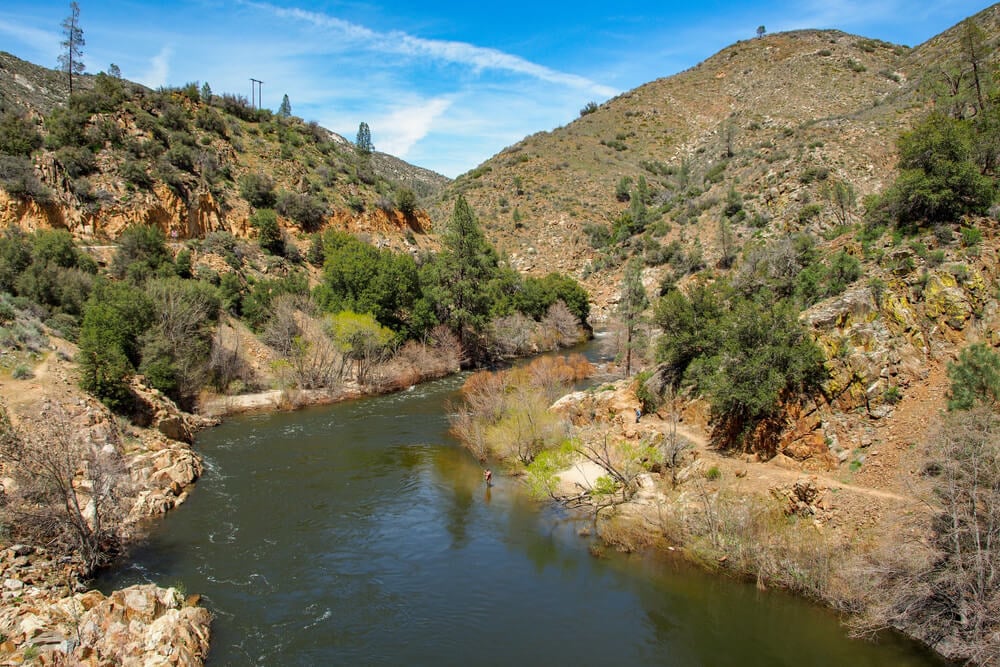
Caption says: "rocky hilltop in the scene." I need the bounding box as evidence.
[0,52,450,252]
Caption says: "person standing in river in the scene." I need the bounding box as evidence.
[484,468,493,486]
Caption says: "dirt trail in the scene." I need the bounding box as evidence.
[645,412,922,506]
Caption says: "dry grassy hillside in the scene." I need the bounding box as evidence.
[432,5,1000,314]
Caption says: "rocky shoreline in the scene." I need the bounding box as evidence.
[0,347,461,666]
[0,355,215,666]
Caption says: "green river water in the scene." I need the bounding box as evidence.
[98,346,949,666]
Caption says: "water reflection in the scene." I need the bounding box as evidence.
[97,349,945,666]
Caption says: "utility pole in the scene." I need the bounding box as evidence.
[250,78,263,109]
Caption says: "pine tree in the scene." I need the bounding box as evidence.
[201,82,212,102]
[278,94,292,118]
[58,2,85,97]
[419,196,499,349]
[108,63,120,79]
[356,122,373,154]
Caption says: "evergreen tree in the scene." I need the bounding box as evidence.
[107,63,120,79]
[200,81,212,102]
[278,94,292,118]
[356,122,373,154]
[947,343,1000,410]
[58,2,85,97]
[419,196,499,350]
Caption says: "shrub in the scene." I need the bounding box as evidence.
[396,188,417,216]
[960,226,983,247]
[947,343,1000,411]
[798,203,823,223]
[55,146,97,178]
[0,156,50,201]
[111,225,174,282]
[276,191,327,231]
[251,209,283,255]
[239,172,277,208]
[882,113,993,227]
[0,112,43,156]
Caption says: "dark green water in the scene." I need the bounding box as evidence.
[99,359,947,666]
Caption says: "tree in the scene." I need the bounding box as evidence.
[947,343,1000,411]
[200,81,212,102]
[960,19,989,116]
[396,188,417,216]
[327,310,394,384]
[78,280,155,410]
[111,224,174,282]
[251,208,283,255]
[278,94,292,118]
[107,63,121,79]
[863,408,1000,665]
[617,259,648,377]
[0,400,129,573]
[58,2,85,97]
[826,179,857,225]
[756,25,766,39]
[418,196,501,351]
[356,122,373,154]
[882,112,993,226]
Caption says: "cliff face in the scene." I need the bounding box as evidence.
[0,53,449,251]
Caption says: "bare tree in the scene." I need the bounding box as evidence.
[858,408,1000,664]
[0,399,128,573]
[577,435,656,510]
[660,385,691,488]
[288,317,347,389]
[208,322,257,393]
[540,300,582,348]
[617,259,649,378]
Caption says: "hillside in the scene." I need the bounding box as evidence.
[432,6,1000,314]
[0,52,449,250]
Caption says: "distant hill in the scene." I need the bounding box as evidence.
[0,51,450,250]
[430,4,1000,313]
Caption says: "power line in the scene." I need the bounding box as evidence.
[250,78,263,109]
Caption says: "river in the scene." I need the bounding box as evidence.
[98,346,948,666]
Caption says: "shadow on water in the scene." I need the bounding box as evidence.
[97,339,948,666]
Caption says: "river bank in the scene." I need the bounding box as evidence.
[533,372,955,663]
[0,348,215,666]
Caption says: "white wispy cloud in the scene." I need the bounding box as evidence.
[138,46,172,89]
[245,1,618,97]
[0,19,58,58]
[373,97,453,158]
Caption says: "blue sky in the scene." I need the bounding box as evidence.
[0,1,993,177]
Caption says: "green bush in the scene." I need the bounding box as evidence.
[111,225,174,282]
[654,283,825,445]
[276,191,327,231]
[947,343,1000,411]
[238,172,277,208]
[0,156,50,201]
[882,113,993,227]
[0,112,42,156]
[251,209,283,255]
[11,364,33,379]
[78,280,155,410]
[396,188,417,216]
